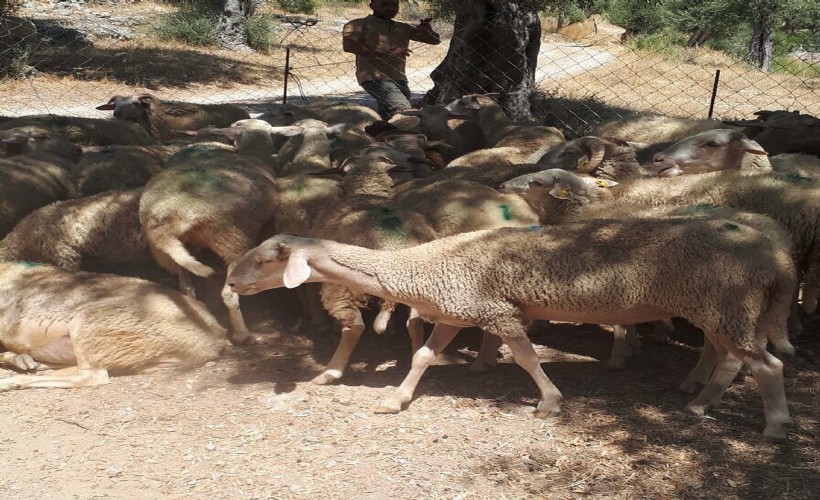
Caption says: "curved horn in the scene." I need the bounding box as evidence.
[578,137,607,173]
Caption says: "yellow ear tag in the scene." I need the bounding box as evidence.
[559,187,571,198]
[595,179,610,188]
[578,159,588,169]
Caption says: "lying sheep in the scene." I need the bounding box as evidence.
[96,94,250,142]
[274,118,350,175]
[1,114,155,146]
[443,95,565,168]
[536,136,651,180]
[189,119,304,166]
[0,262,226,391]
[591,114,738,144]
[0,189,152,276]
[0,127,80,237]
[72,145,166,196]
[397,104,484,163]
[650,129,771,176]
[308,157,438,384]
[139,154,279,342]
[228,219,798,440]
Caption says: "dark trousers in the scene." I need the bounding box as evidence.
[361,79,412,121]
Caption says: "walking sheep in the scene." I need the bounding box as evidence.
[228,220,797,440]
[0,262,226,391]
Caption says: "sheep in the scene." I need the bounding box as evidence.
[185,119,304,166]
[535,136,651,180]
[650,129,771,177]
[442,95,565,167]
[308,157,438,384]
[397,104,484,163]
[96,94,250,142]
[0,189,153,277]
[139,155,279,342]
[0,127,81,237]
[723,110,820,156]
[0,262,226,391]
[228,219,798,440]
[501,168,819,332]
[1,114,155,146]
[72,145,166,196]
[273,118,351,175]
[590,114,739,144]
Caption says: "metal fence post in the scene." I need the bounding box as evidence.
[708,69,721,119]
[283,47,291,104]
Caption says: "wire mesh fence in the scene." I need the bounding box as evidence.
[1,1,819,139]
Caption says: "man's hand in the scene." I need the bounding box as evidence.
[388,46,412,57]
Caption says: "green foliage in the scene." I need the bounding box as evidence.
[771,55,820,79]
[0,44,36,79]
[629,28,686,55]
[276,0,318,15]
[246,13,278,52]
[607,0,667,35]
[155,2,219,46]
[427,0,457,22]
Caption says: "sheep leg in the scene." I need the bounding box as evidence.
[470,332,502,373]
[607,324,638,369]
[373,299,396,335]
[679,337,717,393]
[311,313,366,385]
[375,322,462,414]
[504,336,564,417]
[745,350,793,440]
[221,278,253,345]
[177,268,197,298]
[0,352,60,372]
[406,307,426,354]
[685,338,742,416]
[298,284,332,333]
[0,366,111,391]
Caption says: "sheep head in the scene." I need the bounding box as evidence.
[650,129,767,177]
[229,235,317,293]
[0,126,82,162]
[536,137,607,174]
[501,168,617,203]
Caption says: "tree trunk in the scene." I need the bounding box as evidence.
[748,14,774,72]
[421,0,542,121]
[217,0,255,50]
[686,27,709,48]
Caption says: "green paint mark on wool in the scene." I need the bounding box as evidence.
[20,261,45,268]
[722,222,740,231]
[500,204,512,221]
[179,167,226,192]
[777,172,815,184]
[374,206,403,233]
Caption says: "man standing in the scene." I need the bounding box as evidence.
[343,0,441,120]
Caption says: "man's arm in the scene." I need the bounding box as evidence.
[343,20,411,57]
[409,18,441,45]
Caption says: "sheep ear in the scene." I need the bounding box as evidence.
[95,96,119,110]
[589,178,618,188]
[548,183,575,200]
[282,249,311,289]
[271,125,304,137]
[736,135,768,156]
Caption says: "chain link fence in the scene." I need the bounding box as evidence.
[1,1,819,138]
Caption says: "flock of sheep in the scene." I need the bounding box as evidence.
[0,92,817,441]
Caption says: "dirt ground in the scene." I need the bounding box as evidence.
[0,2,819,499]
[1,291,818,499]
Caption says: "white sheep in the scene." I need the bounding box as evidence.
[0,189,152,276]
[0,261,226,391]
[1,114,155,146]
[228,219,798,440]
[188,119,304,166]
[0,126,80,237]
[591,113,739,144]
[649,129,771,176]
[96,94,250,142]
[72,145,166,196]
[307,157,438,384]
[443,95,565,168]
[139,152,279,342]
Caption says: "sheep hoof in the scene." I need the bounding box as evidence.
[534,400,561,418]
[230,333,257,346]
[684,400,709,416]
[0,381,21,392]
[763,424,789,442]
[374,403,401,415]
[9,354,39,372]
[311,371,341,385]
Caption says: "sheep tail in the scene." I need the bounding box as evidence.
[152,234,215,277]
